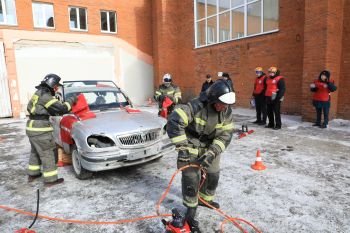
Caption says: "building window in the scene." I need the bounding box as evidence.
[100,10,116,33]
[69,6,87,31]
[32,2,55,28]
[194,0,279,47]
[0,0,17,25]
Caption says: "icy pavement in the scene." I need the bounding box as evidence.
[0,107,349,233]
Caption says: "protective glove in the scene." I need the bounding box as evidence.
[177,148,190,169]
[196,150,216,171]
[310,83,316,88]
[178,149,190,163]
[67,94,78,105]
[158,95,165,103]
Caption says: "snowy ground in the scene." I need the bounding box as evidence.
[0,107,349,233]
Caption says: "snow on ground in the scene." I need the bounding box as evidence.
[0,107,349,233]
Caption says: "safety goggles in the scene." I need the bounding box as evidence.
[163,78,172,83]
[255,71,263,75]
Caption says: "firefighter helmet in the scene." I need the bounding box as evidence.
[207,79,235,104]
[41,73,61,89]
[255,67,263,72]
[268,67,278,73]
[163,73,172,82]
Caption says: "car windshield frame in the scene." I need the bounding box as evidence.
[64,88,131,111]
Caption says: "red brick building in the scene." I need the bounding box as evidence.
[1,0,349,120]
[153,0,350,121]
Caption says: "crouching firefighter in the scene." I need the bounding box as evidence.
[154,73,182,116]
[166,80,235,232]
[26,74,77,187]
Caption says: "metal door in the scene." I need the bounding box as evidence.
[0,42,12,117]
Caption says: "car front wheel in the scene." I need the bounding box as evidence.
[72,145,93,180]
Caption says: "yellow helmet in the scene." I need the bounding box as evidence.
[255,67,263,72]
[268,67,278,73]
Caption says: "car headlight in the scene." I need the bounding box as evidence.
[87,135,115,148]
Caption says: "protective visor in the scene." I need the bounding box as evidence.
[218,92,236,104]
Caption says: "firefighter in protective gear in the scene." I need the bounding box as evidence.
[310,70,337,128]
[264,67,286,130]
[167,79,235,233]
[154,73,182,115]
[26,74,77,186]
[252,67,267,125]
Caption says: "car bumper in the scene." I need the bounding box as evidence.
[79,142,174,172]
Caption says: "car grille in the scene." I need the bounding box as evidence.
[117,129,160,147]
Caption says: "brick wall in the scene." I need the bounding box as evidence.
[0,0,153,56]
[338,0,350,119]
[153,0,305,115]
[153,0,349,120]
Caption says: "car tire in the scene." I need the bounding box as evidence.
[72,145,93,180]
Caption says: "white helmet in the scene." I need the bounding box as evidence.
[163,73,172,82]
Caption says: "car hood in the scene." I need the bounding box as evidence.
[72,110,165,136]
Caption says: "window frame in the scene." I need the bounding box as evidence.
[0,0,18,26]
[194,0,279,48]
[68,6,88,32]
[100,10,117,34]
[32,1,55,29]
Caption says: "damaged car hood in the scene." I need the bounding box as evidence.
[72,110,164,135]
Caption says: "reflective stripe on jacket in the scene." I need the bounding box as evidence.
[154,84,182,104]
[166,98,234,156]
[26,86,74,132]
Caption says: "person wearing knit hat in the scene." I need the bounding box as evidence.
[310,70,337,128]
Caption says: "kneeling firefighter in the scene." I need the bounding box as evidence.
[26,74,77,187]
[166,79,235,232]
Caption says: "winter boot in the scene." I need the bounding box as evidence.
[44,178,64,187]
[28,174,42,183]
[185,207,201,233]
[198,199,220,209]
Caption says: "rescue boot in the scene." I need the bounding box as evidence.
[44,178,64,187]
[198,199,220,209]
[185,207,201,233]
[28,174,42,183]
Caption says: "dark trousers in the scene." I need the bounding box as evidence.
[267,100,281,127]
[177,150,221,208]
[255,95,267,123]
[315,106,330,125]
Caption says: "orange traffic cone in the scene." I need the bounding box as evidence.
[251,150,266,171]
[57,148,72,167]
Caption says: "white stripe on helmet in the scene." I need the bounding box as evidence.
[218,92,236,104]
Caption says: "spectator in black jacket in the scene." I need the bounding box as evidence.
[201,74,214,93]
[220,72,234,91]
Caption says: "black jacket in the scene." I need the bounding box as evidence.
[201,80,214,93]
